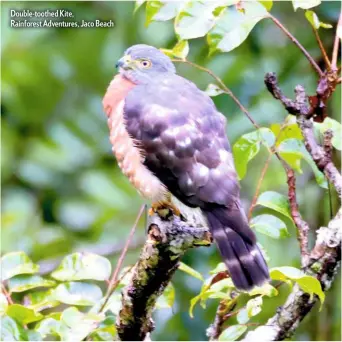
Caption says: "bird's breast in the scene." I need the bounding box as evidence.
[103,75,166,201]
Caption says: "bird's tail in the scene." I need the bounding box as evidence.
[203,205,269,291]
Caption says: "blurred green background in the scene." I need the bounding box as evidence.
[1,1,341,340]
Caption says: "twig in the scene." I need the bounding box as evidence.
[264,72,342,196]
[312,28,331,69]
[116,211,212,341]
[268,14,323,76]
[207,295,238,341]
[323,129,333,161]
[1,284,13,305]
[248,118,291,220]
[331,10,342,71]
[248,152,273,221]
[243,209,341,341]
[172,59,259,128]
[100,204,146,313]
[286,169,310,266]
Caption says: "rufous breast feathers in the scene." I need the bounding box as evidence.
[103,75,166,201]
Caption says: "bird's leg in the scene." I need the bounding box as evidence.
[148,193,181,219]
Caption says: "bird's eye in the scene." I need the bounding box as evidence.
[139,60,152,69]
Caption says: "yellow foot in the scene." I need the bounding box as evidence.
[149,200,181,218]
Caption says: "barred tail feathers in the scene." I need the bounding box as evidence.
[204,206,269,291]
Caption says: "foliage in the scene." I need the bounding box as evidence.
[1,0,340,341]
[0,251,175,340]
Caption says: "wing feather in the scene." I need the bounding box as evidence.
[123,74,240,209]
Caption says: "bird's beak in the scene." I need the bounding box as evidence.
[116,55,134,70]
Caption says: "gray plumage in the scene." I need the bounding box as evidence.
[118,45,269,290]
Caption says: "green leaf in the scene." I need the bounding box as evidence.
[156,282,175,309]
[278,138,327,188]
[237,297,263,324]
[249,283,278,297]
[58,307,104,341]
[24,289,60,312]
[134,0,146,14]
[178,262,204,281]
[233,128,275,179]
[7,304,43,325]
[51,252,111,281]
[270,267,325,308]
[270,266,304,281]
[189,294,202,318]
[189,276,233,317]
[236,307,249,324]
[258,1,273,11]
[161,40,189,59]
[219,325,247,341]
[89,316,116,341]
[35,316,60,339]
[246,296,263,317]
[0,316,28,341]
[205,83,224,97]
[250,214,290,239]
[296,276,325,309]
[210,278,234,292]
[8,275,56,293]
[209,262,227,274]
[0,251,39,281]
[26,330,42,341]
[256,191,293,221]
[305,10,320,29]
[207,2,267,54]
[175,1,237,40]
[0,293,8,316]
[94,292,122,316]
[278,139,304,172]
[53,282,103,306]
[270,123,303,145]
[145,1,181,26]
[315,117,342,150]
[292,0,321,11]
[189,275,214,317]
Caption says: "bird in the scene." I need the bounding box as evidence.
[103,44,269,291]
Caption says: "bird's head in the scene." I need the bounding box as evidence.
[116,44,176,84]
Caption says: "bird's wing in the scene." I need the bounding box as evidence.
[123,75,240,209]
[122,74,267,290]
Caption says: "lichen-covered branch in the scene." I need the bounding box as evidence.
[243,209,341,341]
[240,72,342,341]
[116,212,212,341]
[286,169,310,266]
[265,72,342,197]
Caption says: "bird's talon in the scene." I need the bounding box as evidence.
[149,200,181,219]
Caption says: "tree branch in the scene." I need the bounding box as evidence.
[116,211,212,341]
[243,208,341,341]
[312,28,331,69]
[248,152,273,221]
[207,293,238,341]
[264,72,342,197]
[240,72,342,341]
[286,168,310,266]
[268,14,324,77]
[331,10,342,71]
